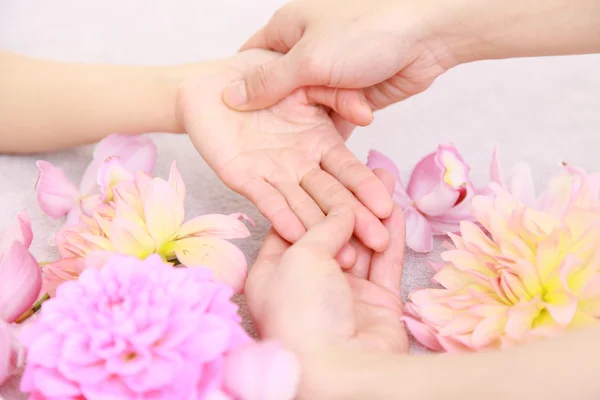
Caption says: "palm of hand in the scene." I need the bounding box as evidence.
[179,50,390,250]
[246,203,408,356]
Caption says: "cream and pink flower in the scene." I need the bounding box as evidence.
[367,144,475,252]
[35,134,156,221]
[404,185,600,352]
[55,161,251,293]
[20,255,298,400]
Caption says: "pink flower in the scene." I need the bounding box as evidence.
[39,258,86,297]
[0,212,41,323]
[56,162,251,293]
[489,148,600,216]
[404,185,600,352]
[35,134,156,220]
[20,255,251,399]
[367,145,475,252]
[0,320,26,385]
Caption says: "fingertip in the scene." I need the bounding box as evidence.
[271,210,306,244]
[355,211,390,252]
[337,243,357,269]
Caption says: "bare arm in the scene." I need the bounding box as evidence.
[301,325,600,400]
[0,52,197,153]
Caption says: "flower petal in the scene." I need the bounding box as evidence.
[0,211,33,260]
[110,218,156,258]
[510,162,536,207]
[80,134,157,195]
[366,150,412,206]
[168,161,186,204]
[0,320,11,384]
[0,242,41,323]
[173,237,247,293]
[35,161,80,218]
[96,157,134,201]
[40,258,86,297]
[177,214,251,240]
[489,146,505,187]
[401,315,444,352]
[404,208,433,253]
[144,178,184,249]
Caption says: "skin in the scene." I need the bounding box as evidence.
[0,50,393,258]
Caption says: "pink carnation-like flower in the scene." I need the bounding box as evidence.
[20,255,252,399]
[404,185,600,352]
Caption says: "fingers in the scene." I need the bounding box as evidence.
[372,167,396,196]
[330,112,357,141]
[368,205,406,298]
[300,168,389,251]
[321,143,394,220]
[223,47,310,111]
[292,207,355,258]
[236,177,306,243]
[266,175,356,267]
[305,87,373,127]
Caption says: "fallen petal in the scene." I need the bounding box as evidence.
[35,161,80,218]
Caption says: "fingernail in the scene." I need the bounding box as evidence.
[223,80,248,108]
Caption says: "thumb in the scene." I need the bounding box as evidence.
[292,207,355,258]
[222,52,304,111]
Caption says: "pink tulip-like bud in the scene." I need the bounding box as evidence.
[0,212,41,323]
[35,161,79,218]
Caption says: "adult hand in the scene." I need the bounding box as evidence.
[245,169,408,397]
[178,49,393,257]
[222,0,462,116]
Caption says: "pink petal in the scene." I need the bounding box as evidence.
[0,320,11,384]
[489,146,506,187]
[224,340,299,400]
[401,315,444,351]
[0,242,41,323]
[173,237,247,294]
[168,161,187,204]
[144,179,184,248]
[40,258,86,297]
[366,150,412,206]
[413,183,460,217]
[177,214,251,240]
[510,162,535,207]
[35,161,80,218]
[0,211,33,259]
[96,156,134,201]
[80,134,157,195]
[404,208,433,253]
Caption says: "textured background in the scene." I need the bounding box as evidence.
[1,1,599,397]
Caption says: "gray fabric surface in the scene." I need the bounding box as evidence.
[1,1,599,398]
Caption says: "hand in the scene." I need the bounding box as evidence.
[222,0,463,118]
[245,169,408,398]
[178,49,393,256]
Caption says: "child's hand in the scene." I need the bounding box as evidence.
[178,49,393,251]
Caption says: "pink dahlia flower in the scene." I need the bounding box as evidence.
[20,255,252,399]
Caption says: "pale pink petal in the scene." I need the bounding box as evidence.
[168,161,186,204]
[177,214,251,240]
[406,152,442,200]
[544,291,578,326]
[489,146,505,187]
[173,237,247,294]
[40,258,86,297]
[0,211,33,259]
[224,340,299,400]
[96,157,134,201]
[35,161,80,218]
[413,183,460,217]
[402,315,444,351]
[80,134,157,195]
[510,162,535,207]
[0,320,11,384]
[0,242,41,323]
[404,208,433,253]
[144,179,184,248]
[366,150,412,206]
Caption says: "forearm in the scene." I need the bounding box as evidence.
[429,0,600,63]
[0,52,198,153]
[304,326,600,399]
